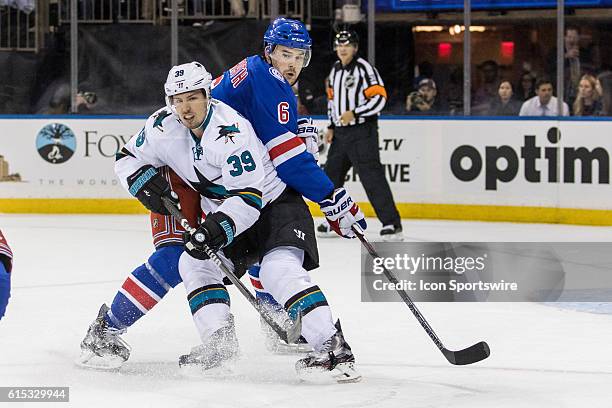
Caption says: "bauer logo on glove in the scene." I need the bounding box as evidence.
[319,188,367,239]
[322,195,353,217]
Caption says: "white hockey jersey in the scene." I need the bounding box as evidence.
[115,99,287,236]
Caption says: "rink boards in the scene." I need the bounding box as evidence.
[1,116,612,225]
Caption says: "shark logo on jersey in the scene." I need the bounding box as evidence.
[215,124,240,144]
[190,167,230,200]
[192,144,203,161]
[153,110,172,131]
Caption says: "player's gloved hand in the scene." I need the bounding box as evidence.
[183,212,236,260]
[297,117,321,161]
[318,187,367,239]
[127,165,179,215]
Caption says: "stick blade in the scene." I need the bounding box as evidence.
[258,307,303,345]
[442,341,490,365]
[286,312,303,344]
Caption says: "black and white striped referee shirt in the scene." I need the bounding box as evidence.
[326,57,387,128]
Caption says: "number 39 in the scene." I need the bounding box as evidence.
[277,102,289,124]
[227,150,256,177]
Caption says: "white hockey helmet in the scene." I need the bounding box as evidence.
[164,61,213,114]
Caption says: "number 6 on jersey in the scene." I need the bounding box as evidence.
[277,102,289,124]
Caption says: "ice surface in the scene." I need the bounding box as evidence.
[1,214,611,407]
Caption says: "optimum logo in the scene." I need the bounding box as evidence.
[450,127,610,190]
[36,123,76,164]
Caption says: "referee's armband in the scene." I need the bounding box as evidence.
[363,85,387,99]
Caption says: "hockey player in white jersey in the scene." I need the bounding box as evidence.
[115,62,360,382]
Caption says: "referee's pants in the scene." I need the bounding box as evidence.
[324,121,401,227]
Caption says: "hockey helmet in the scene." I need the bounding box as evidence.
[164,61,213,115]
[263,18,312,67]
[334,30,359,49]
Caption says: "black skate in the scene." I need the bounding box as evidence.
[380,224,404,242]
[295,320,361,383]
[179,314,240,371]
[76,304,131,370]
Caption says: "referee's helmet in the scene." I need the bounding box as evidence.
[334,30,359,49]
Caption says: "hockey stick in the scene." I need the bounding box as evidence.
[161,196,302,344]
[352,225,490,365]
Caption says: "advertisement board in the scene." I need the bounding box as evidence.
[2,116,612,224]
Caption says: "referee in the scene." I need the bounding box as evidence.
[319,30,403,240]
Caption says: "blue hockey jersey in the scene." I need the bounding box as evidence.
[211,55,334,203]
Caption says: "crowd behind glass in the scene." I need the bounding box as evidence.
[2,1,611,117]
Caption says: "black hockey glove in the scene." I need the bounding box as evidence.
[183,212,236,260]
[127,165,179,216]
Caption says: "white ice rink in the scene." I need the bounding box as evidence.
[1,214,612,407]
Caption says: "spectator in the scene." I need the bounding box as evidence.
[473,60,500,114]
[516,71,536,102]
[445,65,464,115]
[38,81,98,114]
[487,80,521,116]
[412,61,434,90]
[519,78,569,117]
[547,26,596,107]
[596,71,612,116]
[405,79,445,115]
[572,74,601,116]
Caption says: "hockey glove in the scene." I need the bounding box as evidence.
[319,188,367,239]
[297,117,321,161]
[127,165,179,216]
[183,212,236,260]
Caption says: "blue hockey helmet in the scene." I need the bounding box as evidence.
[263,18,312,67]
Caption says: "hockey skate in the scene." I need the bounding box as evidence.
[380,224,404,242]
[179,314,240,372]
[76,304,131,370]
[295,320,361,383]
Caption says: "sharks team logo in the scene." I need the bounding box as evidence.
[153,110,171,131]
[215,124,240,144]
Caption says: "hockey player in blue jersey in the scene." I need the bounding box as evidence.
[78,18,366,370]
[210,17,367,349]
